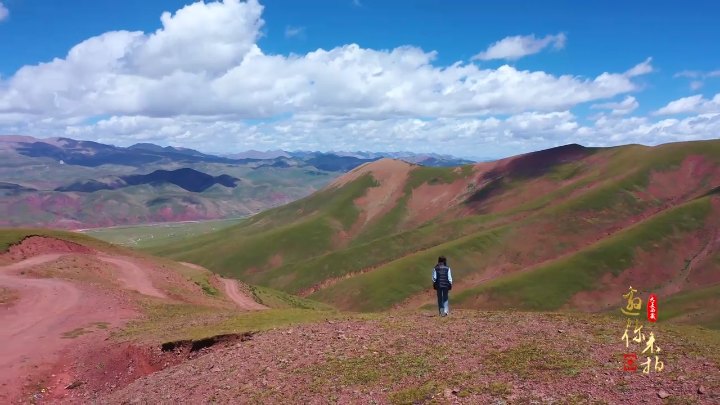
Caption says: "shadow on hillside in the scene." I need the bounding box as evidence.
[463,144,598,207]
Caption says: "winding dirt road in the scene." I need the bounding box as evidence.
[97,256,166,298]
[179,262,267,310]
[220,278,269,310]
[0,254,137,401]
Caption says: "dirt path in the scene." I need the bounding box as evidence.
[220,278,269,310]
[97,256,166,298]
[178,262,267,310]
[0,255,136,402]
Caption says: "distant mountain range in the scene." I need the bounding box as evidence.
[218,148,480,166]
[0,135,481,229]
[55,168,240,193]
[1,135,478,169]
[223,150,291,159]
[222,149,480,167]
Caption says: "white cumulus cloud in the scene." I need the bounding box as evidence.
[624,57,653,77]
[472,33,566,61]
[0,0,717,157]
[9,111,719,160]
[0,2,651,122]
[653,94,720,116]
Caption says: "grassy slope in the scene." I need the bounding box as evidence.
[312,155,720,317]
[146,140,720,327]
[1,228,125,253]
[314,141,719,304]
[452,195,714,309]
[146,173,380,274]
[246,213,509,294]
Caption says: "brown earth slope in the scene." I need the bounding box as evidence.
[0,233,266,403]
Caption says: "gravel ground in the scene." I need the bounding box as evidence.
[93,310,719,405]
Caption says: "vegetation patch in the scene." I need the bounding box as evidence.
[83,219,244,248]
[387,381,444,404]
[62,327,92,339]
[352,165,474,244]
[247,284,335,311]
[486,341,588,379]
[300,352,434,388]
[658,283,720,328]
[119,298,341,343]
[0,286,19,306]
[0,228,120,253]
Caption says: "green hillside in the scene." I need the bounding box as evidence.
[146,140,720,328]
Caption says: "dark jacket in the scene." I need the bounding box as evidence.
[433,264,452,289]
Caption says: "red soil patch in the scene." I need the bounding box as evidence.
[0,256,138,403]
[565,220,720,315]
[340,159,414,235]
[269,254,283,267]
[96,256,167,298]
[405,174,474,227]
[333,229,351,249]
[2,236,94,262]
[647,155,720,202]
[557,197,720,313]
[59,332,256,402]
[118,257,234,308]
[0,238,251,402]
[323,158,406,190]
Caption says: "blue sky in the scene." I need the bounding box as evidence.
[0,0,719,159]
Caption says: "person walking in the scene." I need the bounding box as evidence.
[432,256,452,317]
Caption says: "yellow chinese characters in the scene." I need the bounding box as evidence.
[619,286,665,374]
[621,318,646,348]
[621,286,643,316]
[641,331,661,355]
[641,356,664,373]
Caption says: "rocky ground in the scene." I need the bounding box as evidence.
[99,310,718,404]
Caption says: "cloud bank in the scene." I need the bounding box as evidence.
[0,0,717,158]
[472,33,566,61]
